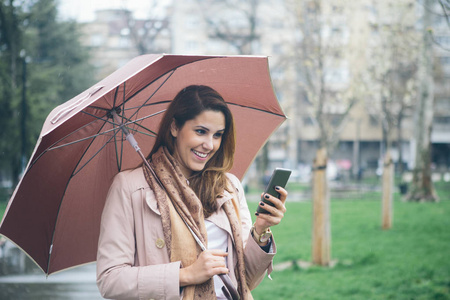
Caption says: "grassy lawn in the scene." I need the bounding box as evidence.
[250,186,450,300]
[0,201,6,219]
[1,183,449,299]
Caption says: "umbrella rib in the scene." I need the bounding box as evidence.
[226,102,287,118]
[119,110,165,136]
[116,100,125,172]
[80,109,162,137]
[47,125,118,151]
[113,85,120,108]
[121,69,175,121]
[71,128,120,177]
[80,110,116,126]
[121,100,171,111]
[84,106,166,136]
[110,83,123,171]
[112,84,123,172]
[110,84,124,171]
[117,83,127,171]
[113,118,122,172]
[130,129,157,138]
[26,116,110,172]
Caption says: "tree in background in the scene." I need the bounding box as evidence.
[438,0,450,24]
[365,1,418,181]
[0,0,23,188]
[365,0,420,228]
[287,0,366,266]
[0,0,94,189]
[404,0,450,202]
[368,4,417,159]
[123,1,171,55]
[290,0,365,153]
[196,0,260,55]
[406,0,439,202]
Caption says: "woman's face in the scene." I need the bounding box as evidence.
[171,110,226,178]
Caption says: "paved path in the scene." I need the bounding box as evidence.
[0,263,102,300]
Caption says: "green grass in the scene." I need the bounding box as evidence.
[249,189,450,300]
[0,201,6,217]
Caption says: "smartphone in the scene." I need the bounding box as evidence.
[257,168,292,214]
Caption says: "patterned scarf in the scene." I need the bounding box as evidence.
[142,147,249,300]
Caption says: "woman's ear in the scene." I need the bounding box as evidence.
[170,119,178,138]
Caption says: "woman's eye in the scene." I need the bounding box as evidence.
[196,129,206,135]
[214,132,223,139]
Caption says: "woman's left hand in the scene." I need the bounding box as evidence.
[254,186,288,236]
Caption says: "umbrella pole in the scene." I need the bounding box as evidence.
[110,111,164,187]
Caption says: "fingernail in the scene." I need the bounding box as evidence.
[275,186,280,190]
[260,201,265,206]
[264,194,270,199]
[255,212,260,216]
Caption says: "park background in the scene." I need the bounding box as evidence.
[1,0,450,299]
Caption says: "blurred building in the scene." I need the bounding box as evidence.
[282,0,450,178]
[80,9,171,80]
[77,0,450,180]
[431,2,450,170]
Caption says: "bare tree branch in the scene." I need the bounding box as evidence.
[438,0,450,26]
[429,29,450,51]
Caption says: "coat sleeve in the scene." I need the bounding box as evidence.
[227,174,276,290]
[96,171,181,300]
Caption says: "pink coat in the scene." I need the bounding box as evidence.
[97,167,276,299]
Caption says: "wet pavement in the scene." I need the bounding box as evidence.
[0,263,103,299]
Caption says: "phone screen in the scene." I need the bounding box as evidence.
[257,168,291,214]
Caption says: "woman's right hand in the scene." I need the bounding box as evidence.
[179,249,228,287]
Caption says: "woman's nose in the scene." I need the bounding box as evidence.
[202,135,214,150]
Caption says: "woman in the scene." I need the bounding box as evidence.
[97,85,288,300]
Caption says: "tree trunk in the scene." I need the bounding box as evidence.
[352,119,361,179]
[382,151,393,230]
[312,148,331,266]
[397,113,404,176]
[406,0,438,202]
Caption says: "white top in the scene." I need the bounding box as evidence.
[205,220,229,300]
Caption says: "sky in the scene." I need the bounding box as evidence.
[57,0,171,22]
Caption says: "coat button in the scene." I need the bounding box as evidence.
[155,238,165,249]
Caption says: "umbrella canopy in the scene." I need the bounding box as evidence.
[0,54,286,275]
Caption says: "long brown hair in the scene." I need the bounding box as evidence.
[149,85,236,217]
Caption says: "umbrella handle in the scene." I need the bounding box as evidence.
[218,273,240,300]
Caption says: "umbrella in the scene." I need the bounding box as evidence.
[0,54,286,275]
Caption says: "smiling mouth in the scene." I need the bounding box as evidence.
[192,150,208,159]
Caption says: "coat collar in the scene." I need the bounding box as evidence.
[215,189,234,208]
